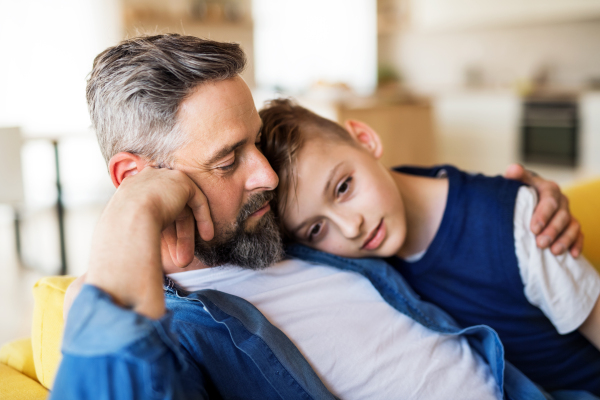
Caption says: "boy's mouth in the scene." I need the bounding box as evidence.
[362,219,385,250]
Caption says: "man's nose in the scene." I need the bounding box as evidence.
[332,211,363,240]
[245,148,279,192]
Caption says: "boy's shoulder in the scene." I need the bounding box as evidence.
[393,164,524,200]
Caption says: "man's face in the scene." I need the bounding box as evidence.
[173,76,282,269]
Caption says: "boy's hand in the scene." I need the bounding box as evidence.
[504,163,583,258]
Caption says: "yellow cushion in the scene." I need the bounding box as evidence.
[0,363,48,400]
[0,337,38,382]
[564,177,600,271]
[31,275,76,390]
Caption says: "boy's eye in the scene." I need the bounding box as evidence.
[308,222,323,241]
[337,177,352,196]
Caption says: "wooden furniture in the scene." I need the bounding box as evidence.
[122,0,255,87]
[336,99,436,168]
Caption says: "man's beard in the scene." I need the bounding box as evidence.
[193,191,284,270]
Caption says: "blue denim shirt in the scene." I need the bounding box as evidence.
[50,245,598,400]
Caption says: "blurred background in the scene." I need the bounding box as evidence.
[1,0,600,343]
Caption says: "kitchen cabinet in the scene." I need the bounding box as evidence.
[410,0,600,31]
[432,90,600,182]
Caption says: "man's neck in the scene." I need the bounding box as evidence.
[392,171,449,259]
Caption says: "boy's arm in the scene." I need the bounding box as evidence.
[580,298,600,350]
[504,164,583,258]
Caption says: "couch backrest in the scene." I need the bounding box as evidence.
[31,275,76,389]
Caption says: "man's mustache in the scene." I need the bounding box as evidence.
[238,190,276,223]
[194,190,276,247]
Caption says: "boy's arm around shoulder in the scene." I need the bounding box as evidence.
[514,186,600,345]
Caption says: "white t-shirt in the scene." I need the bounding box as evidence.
[169,260,501,400]
[513,186,600,334]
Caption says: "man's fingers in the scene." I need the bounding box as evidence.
[175,207,195,267]
[549,218,581,255]
[161,209,196,268]
[504,164,563,236]
[571,232,584,258]
[536,207,571,249]
[131,167,214,244]
[187,187,214,242]
[162,225,180,267]
[504,163,528,183]
[530,189,560,235]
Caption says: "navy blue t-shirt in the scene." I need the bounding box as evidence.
[387,165,600,394]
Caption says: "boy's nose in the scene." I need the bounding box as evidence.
[334,212,363,239]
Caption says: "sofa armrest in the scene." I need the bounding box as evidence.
[31,275,77,389]
[0,363,48,400]
[0,337,37,381]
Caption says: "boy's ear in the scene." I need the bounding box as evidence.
[108,152,150,188]
[344,120,383,159]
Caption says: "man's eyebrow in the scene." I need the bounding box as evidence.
[324,161,345,196]
[206,138,247,165]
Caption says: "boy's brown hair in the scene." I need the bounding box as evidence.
[259,98,355,233]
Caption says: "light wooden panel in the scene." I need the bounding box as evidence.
[336,102,436,168]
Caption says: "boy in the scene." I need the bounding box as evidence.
[259,98,600,395]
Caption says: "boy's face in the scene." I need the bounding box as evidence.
[281,137,407,258]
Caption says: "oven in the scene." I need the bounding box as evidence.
[521,97,578,166]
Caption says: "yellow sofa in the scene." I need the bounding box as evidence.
[0,276,76,399]
[563,178,600,268]
[1,178,599,398]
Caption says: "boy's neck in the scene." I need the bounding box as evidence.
[391,171,449,259]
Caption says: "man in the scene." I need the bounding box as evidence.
[53,34,588,399]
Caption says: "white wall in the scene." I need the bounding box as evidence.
[390,19,600,94]
[0,0,121,275]
[253,0,377,95]
[0,0,122,136]
[433,91,521,175]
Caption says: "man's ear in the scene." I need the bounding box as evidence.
[108,152,150,188]
[344,120,383,159]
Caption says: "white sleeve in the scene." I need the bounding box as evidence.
[514,186,600,334]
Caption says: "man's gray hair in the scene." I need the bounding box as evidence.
[87,34,246,164]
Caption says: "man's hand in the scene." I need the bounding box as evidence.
[504,164,583,258]
[85,167,214,319]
